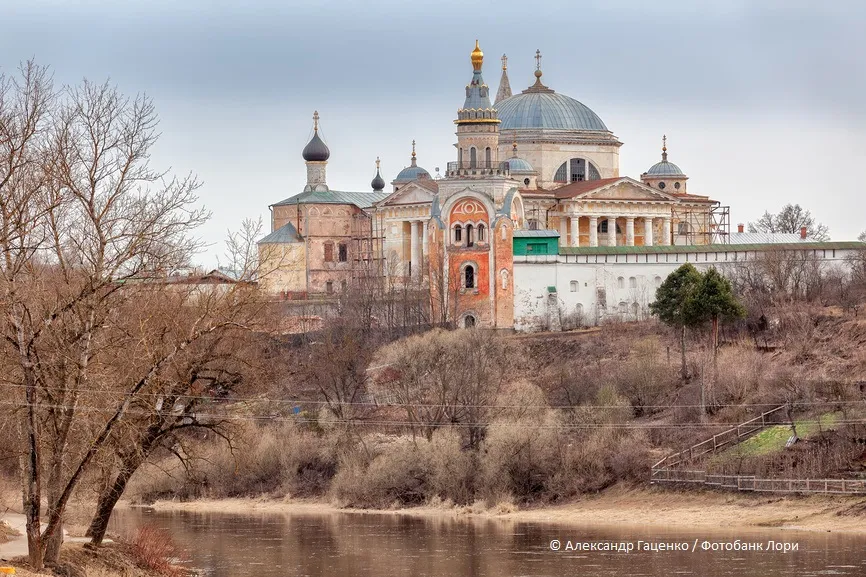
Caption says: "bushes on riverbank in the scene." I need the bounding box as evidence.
[128,384,651,508]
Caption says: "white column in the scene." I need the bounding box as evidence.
[410,220,419,277]
[589,216,598,247]
[644,217,654,247]
[662,218,672,246]
[422,220,428,270]
[626,217,635,247]
[569,216,579,247]
[559,215,567,244]
[607,217,617,247]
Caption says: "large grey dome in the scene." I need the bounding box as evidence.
[497,91,608,132]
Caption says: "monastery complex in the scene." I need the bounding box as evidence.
[258,41,863,330]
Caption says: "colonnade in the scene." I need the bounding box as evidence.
[561,215,672,247]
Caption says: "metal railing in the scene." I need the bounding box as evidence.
[445,161,510,178]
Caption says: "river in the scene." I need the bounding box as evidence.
[110,508,866,576]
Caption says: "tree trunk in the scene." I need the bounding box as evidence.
[712,315,720,388]
[43,506,64,564]
[680,324,688,380]
[20,365,45,569]
[87,455,142,546]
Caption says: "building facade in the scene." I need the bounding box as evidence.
[256,41,863,329]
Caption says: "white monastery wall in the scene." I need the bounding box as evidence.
[513,247,860,332]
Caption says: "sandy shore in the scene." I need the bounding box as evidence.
[139,485,866,535]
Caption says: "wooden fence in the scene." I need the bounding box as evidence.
[651,468,866,495]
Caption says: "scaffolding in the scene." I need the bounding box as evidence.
[670,203,730,246]
[350,210,386,286]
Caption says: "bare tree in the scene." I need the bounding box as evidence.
[85,279,267,545]
[374,329,514,448]
[0,63,213,568]
[221,216,263,281]
[748,204,829,241]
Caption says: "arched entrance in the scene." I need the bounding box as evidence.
[464,314,476,328]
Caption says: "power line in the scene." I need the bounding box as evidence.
[0,381,863,410]
[2,400,866,431]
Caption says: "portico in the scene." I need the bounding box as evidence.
[549,177,693,248]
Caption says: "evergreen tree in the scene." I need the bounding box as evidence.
[649,263,703,380]
[686,267,746,385]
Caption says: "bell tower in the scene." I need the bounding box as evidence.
[449,40,502,179]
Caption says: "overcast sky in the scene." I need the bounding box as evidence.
[3,0,865,265]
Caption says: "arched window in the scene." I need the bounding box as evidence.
[454,225,462,244]
[324,242,334,262]
[629,276,637,288]
[466,224,474,247]
[631,302,640,318]
[341,280,348,292]
[485,147,491,167]
[500,269,509,289]
[598,220,622,234]
[617,276,625,289]
[619,301,628,314]
[477,223,486,242]
[338,243,348,262]
[458,148,463,167]
[570,280,578,292]
[470,147,477,169]
[464,264,475,289]
[554,158,601,183]
[654,275,663,286]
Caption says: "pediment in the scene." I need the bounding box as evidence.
[577,178,678,202]
[377,182,436,206]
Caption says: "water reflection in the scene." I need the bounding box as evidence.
[110,508,866,577]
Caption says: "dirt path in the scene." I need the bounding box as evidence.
[0,513,28,560]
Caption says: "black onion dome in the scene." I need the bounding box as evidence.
[371,169,385,191]
[302,130,330,162]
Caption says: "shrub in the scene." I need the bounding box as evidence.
[130,525,181,577]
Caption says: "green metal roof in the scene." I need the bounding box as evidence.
[558,241,865,256]
[258,222,302,244]
[272,189,390,208]
[514,229,560,238]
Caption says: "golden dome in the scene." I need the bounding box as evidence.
[471,39,483,71]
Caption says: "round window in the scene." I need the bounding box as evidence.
[524,178,530,186]
[674,182,681,190]
[658,182,666,189]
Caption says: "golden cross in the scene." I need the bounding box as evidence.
[662,134,667,152]
[376,156,380,170]
[535,49,542,70]
[501,54,508,71]
[411,139,416,158]
[313,110,319,131]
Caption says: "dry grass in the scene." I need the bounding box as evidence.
[7,542,180,577]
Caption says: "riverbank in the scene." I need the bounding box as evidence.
[139,485,866,535]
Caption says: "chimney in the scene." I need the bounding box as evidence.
[800,226,808,240]
[737,223,744,233]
